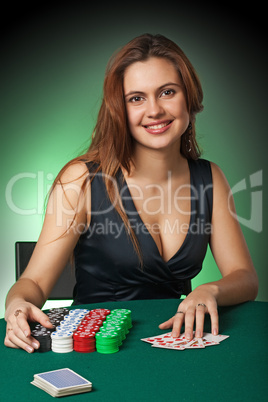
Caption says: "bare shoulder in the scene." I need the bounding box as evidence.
[58,161,90,187]
[210,162,230,190]
[48,160,91,217]
[210,161,233,204]
[209,161,237,217]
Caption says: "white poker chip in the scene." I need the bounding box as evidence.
[69,309,88,316]
[51,347,73,353]
[58,325,78,332]
[51,343,73,349]
[52,338,73,346]
[51,331,73,339]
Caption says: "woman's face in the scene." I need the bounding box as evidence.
[124,57,189,152]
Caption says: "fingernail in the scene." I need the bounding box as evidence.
[186,332,191,340]
[26,345,34,353]
[24,331,29,337]
[32,342,39,349]
[196,330,201,338]
[213,328,218,335]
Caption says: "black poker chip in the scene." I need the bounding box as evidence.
[31,329,53,352]
[30,308,68,352]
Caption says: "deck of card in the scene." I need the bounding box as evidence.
[141,332,229,350]
[31,368,92,397]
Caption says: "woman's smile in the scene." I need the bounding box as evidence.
[143,120,174,134]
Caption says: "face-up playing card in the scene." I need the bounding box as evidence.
[184,337,205,349]
[141,332,188,344]
[141,332,229,351]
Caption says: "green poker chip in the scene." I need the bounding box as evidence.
[95,309,132,354]
[110,309,132,329]
[95,331,120,353]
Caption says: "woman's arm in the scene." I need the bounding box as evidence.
[4,162,90,352]
[159,162,258,338]
[204,162,258,303]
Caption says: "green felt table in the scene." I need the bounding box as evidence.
[0,299,267,401]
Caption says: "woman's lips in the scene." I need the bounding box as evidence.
[143,120,173,134]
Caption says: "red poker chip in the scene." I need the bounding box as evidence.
[90,309,110,315]
[73,332,95,340]
[74,346,96,353]
[77,325,97,332]
[74,343,95,350]
[88,314,106,319]
[73,338,96,345]
[86,318,103,324]
[74,336,95,341]
[73,342,96,348]
[73,337,96,344]
[78,323,100,329]
[77,328,98,334]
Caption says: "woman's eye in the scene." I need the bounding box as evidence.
[129,96,143,103]
[161,89,175,97]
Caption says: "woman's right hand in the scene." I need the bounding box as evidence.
[4,301,54,353]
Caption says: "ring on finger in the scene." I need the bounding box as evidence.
[197,303,207,308]
[14,309,23,317]
[175,311,184,314]
[7,328,13,331]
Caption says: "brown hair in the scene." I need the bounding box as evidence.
[50,33,204,262]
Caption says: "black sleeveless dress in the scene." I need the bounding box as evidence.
[73,158,213,304]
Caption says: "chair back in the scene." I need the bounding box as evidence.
[15,241,76,300]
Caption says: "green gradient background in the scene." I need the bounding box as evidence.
[1,5,267,318]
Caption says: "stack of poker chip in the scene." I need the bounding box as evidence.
[96,309,132,354]
[73,309,110,353]
[31,307,69,353]
[31,325,54,353]
[110,309,132,331]
[51,331,74,353]
[51,309,89,353]
[95,330,120,354]
[31,307,132,354]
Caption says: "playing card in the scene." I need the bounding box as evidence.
[184,337,205,349]
[202,332,229,343]
[31,368,92,397]
[141,332,173,344]
[152,343,186,350]
[141,331,229,351]
[141,332,189,345]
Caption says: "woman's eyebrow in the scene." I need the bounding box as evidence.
[124,82,181,98]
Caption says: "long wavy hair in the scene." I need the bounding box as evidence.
[50,33,204,262]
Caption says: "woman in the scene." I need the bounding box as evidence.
[4,33,258,353]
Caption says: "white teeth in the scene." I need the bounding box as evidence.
[146,121,170,129]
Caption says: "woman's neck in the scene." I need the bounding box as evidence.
[128,142,186,184]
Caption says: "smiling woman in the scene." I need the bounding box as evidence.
[4,33,258,354]
[124,57,189,150]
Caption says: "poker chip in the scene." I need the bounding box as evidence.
[95,330,120,354]
[105,317,127,339]
[72,311,107,353]
[113,309,132,329]
[73,331,96,353]
[31,328,53,353]
[101,323,124,346]
[50,309,89,354]
[31,307,132,354]
[51,331,73,353]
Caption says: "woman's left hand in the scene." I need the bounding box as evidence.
[159,285,219,340]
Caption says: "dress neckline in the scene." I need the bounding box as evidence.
[118,159,195,265]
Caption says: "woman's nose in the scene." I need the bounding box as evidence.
[146,98,164,118]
